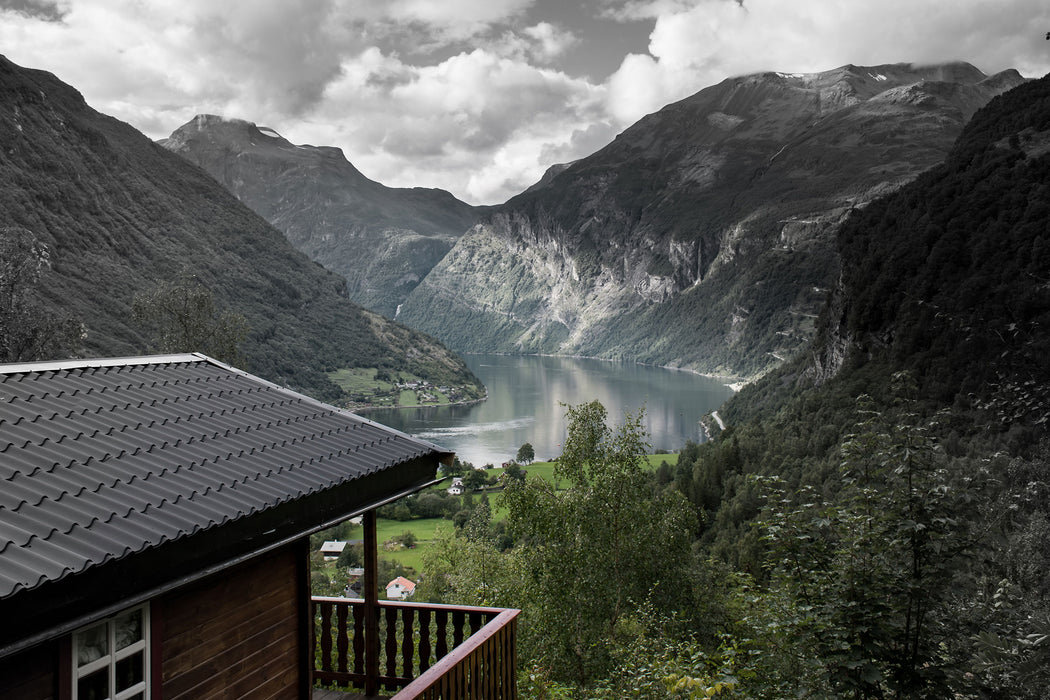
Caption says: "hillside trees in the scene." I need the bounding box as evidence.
[0,226,82,362]
[131,275,249,365]
[423,401,701,690]
[501,402,697,686]
[749,375,992,697]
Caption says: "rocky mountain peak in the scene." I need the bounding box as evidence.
[161,113,351,165]
[162,113,484,318]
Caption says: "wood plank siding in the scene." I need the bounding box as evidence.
[158,543,304,700]
[0,641,57,699]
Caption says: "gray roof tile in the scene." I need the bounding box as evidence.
[0,354,448,599]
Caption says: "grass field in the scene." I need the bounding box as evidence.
[328,367,461,408]
[312,452,683,587]
[376,516,452,571]
[373,452,680,572]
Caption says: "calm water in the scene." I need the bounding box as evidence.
[364,354,735,467]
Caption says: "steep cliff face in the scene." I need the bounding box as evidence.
[161,116,484,317]
[398,62,1025,378]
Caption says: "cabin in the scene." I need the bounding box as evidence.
[385,577,416,601]
[321,541,348,561]
[0,354,518,699]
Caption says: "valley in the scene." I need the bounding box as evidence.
[1,43,1048,699]
[164,63,1025,383]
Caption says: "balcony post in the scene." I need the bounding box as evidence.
[364,509,380,697]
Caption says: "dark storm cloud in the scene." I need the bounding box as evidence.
[0,0,66,21]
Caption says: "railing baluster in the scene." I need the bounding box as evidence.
[319,601,333,674]
[385,604,399,690]
[402,605,416,680]
[352,600,364,677]
[435,608,449,660]
[452,609,465,649]
[418,608,432,671]
[469,610,483,635]
[472,647,481,698]
[336,599,349,674]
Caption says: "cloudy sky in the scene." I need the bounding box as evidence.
[2,0,1049,204]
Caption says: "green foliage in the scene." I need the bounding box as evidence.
[502,462,526,483]
[462,468,492,491]
[420,517,521,607]
[0,226,83,362]
[516,442,535,464]
[336,544,363,569]
[500,401,697,686]
[754,376,990,697]
[132,275,249,365]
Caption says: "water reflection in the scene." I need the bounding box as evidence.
[364,354,735,467]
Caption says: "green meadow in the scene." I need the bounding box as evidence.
[374,453,680,573]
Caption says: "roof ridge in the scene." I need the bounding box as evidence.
[0,353,210,376]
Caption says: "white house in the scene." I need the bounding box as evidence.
[386,576,417,600]
[447,477,464,495]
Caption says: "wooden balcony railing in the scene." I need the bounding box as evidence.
[311,597,520,699]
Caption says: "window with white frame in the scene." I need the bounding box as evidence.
[71,604,150,700]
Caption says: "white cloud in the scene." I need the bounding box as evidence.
[523,22,578,61]
[314,47,606,202]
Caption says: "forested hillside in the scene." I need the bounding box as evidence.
[417,74,1050,698]
[0,56,482,402]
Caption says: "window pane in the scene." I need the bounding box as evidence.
[76,624,108,666]
[77,667,109,700]
[115,651,144,692]
[114,609,142,651]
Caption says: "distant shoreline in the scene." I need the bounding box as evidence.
[351,394,488,415]
[460,351,749,392]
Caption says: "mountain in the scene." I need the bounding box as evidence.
[0,55,483,402]
[161,115,486,317]
[810,73,1050,418]
[396,62,1026,379]
[669,73,1050,698]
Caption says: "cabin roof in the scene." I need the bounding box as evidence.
[0,353,449,601]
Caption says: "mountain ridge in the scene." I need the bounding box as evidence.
[161,114,488,317]
[396,61,1027,378]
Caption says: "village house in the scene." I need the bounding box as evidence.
[320,541,348,561]
[0,353,518,699]
[385,576,416,601]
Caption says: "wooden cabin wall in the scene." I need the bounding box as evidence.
[0,640,58,699]
[157,543,304,700]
